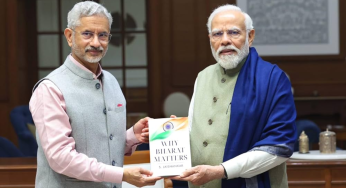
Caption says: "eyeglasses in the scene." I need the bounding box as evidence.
[210,29,247,41]
[71,29,112,43]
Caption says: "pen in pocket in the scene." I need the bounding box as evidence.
[226,103,231,114]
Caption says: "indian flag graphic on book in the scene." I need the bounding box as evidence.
[149,117,191,177]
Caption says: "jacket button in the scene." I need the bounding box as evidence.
[203,141,208,147]
[208,119,213,125]
[110,134,113,140]
[221,78,226,83]
[213,97,217,102]
[95,83,101,89]
[112,160,116,166]
[103,108,107,114]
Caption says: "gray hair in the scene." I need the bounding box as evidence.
[206,4,254,33]
[67,1,113,29]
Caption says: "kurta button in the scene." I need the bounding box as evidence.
[221,78,226,83]
[203,141,208,147]
[213,97,217,102]
[95,83,101,89]
[208,119,213,125]
[110,134,113,140]
[103,108,107,114]
[112,160,115,166]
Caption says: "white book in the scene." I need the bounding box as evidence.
[149,117,192,177]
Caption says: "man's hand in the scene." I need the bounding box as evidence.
[133,117,150,143]
[133,115,177,143]
[123,167,162,187]
[170,165,225,185]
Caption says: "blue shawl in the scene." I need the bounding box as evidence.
[222,47,297,188]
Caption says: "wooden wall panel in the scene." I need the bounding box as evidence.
[0,0,19,144]
[147,0,163,118]
[6,0,19,106]
[170,1,199,86]
[0,0,9,102]
[18,0,37,104]
[149,0,229,118]
[0,0,32,145]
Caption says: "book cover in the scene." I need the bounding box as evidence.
[149,117,192,177]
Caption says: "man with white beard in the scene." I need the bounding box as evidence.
[29,1,161,188]
[171,4,297,188]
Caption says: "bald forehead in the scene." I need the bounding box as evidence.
[211,10,246,30]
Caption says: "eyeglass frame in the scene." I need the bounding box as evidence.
[210,28,251,41]
[70,28,112,43]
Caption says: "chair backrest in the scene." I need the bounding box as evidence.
[294,119,321,151]
[0,137,24,157]
[9,105,37,156]
[136,143,149,151]
[163,92,190,117]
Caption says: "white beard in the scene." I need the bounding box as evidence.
[72,36,108,64]
[211,38,249,70]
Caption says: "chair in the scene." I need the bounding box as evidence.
[0,137,24,157]
[294,119,321,151]
[136,143,149,151]
[163,92,190,118]
[171,180,188,188]
[10,105,37,157]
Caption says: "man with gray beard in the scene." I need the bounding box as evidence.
[171,4,297,188]
[29,1,161,188]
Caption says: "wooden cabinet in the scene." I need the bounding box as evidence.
[287,159,346,188]
[1,154,346,188]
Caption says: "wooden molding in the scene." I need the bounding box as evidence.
[124,150,150,164]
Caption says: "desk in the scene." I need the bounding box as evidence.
[0,151,172,188]
[287,159,346,188]
[0,157,36,188]
[2,154,346,188]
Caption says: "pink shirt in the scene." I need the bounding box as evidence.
[29,55,140,184]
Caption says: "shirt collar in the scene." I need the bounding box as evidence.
[68,54,103,79]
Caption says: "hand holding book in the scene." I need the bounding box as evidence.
[133,117,150,143]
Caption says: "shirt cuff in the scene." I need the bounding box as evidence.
[222,156,242,179]
[127,127,141,145]
[221,150,287,179]
[124,127,141,155]
[103,165,124,184]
